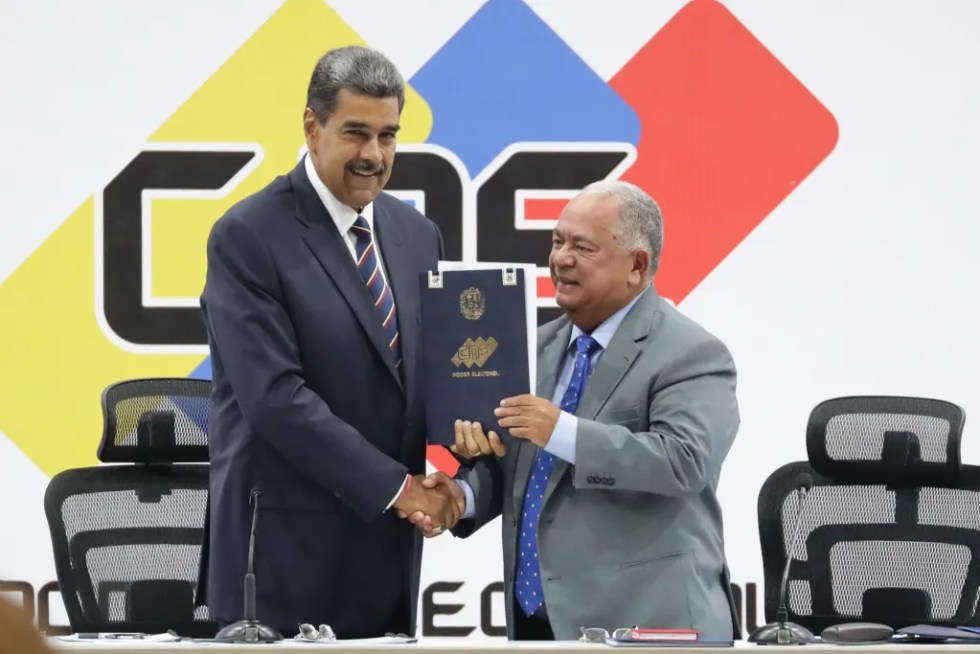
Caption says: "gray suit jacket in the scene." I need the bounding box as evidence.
[455,289,740,640]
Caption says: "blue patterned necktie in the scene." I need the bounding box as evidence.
[350,216,402,370]
[515,334,602,617]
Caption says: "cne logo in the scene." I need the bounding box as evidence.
[452,337,499,369]
[0,0,837,478]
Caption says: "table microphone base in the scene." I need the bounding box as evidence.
[214,619,283,643]
[748,621,816,645]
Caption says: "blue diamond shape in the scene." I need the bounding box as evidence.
[410,0,640,175]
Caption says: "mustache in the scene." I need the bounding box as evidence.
[348,160,385,175]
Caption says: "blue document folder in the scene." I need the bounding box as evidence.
[897,624,980,641]
[420,268,531,445]
[604,638,732,647]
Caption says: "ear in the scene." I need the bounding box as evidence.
[631,249,650,283]
[303,108,319,151]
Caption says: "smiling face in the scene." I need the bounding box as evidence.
[549,191,650,332]
[304,88,400,211]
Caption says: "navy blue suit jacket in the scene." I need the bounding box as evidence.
[200,161,443,637]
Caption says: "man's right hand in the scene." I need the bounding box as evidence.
[392,474,460,533]
[402,471,467,538]
[450,419,506,458]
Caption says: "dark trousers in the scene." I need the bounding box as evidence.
[512,600,555,641]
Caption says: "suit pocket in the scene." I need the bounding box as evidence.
[256,478,340,513]
[612,550,694,629]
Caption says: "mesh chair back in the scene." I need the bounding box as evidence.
[807,396,963,485]
[44,378,216,637]
[44,467,216,636]
[99,378,210,463]
[758,396,978,632]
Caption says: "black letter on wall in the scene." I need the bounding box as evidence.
[102,150,256,346]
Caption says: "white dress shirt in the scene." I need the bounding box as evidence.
[541,287,647,464]
[303,154,393,289]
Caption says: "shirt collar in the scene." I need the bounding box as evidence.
[304,153,374,234]
[568,286,649,352]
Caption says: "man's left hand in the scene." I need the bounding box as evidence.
[494,394,560,447]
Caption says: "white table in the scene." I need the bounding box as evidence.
[46,640,980,654]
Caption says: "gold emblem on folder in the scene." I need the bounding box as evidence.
[459,287,485,320]
[452,337,498,368]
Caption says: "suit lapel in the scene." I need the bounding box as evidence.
[541,290,659,508]
[537,323,569,403]
[575,290,658,420]
[373,198,419,401]
[290,164,402,387]
[512,321,572,517]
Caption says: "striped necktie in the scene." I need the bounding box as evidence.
[350,215,402,371]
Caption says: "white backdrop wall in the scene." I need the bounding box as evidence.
[2,0,980,638]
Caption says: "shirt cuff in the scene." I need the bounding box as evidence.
[385,473,411,511]
[543,410,578,464]
[457,479,477,519]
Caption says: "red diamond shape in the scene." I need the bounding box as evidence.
[428,0,837,474]
[611,0,838,303]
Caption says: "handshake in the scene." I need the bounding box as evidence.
[393,472,464,537]
[393,419,508,537]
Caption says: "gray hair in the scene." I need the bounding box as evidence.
[307,46,405,123]
[582,179,664,278]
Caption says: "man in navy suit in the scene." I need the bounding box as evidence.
[200,46,455,638]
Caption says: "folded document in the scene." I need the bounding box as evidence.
[605,637,732,647]
[292,635,417,645]
[898,624,980,641]
[420,266,533,445]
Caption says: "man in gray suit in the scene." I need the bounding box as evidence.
[415,180,740,640]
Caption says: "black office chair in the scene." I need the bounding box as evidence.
[758,396,980,632]
[43,378,217,637]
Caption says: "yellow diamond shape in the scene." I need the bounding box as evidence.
[0,0,432,476]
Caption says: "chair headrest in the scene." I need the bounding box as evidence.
[806,396,964,486]
[98,378,211,463]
